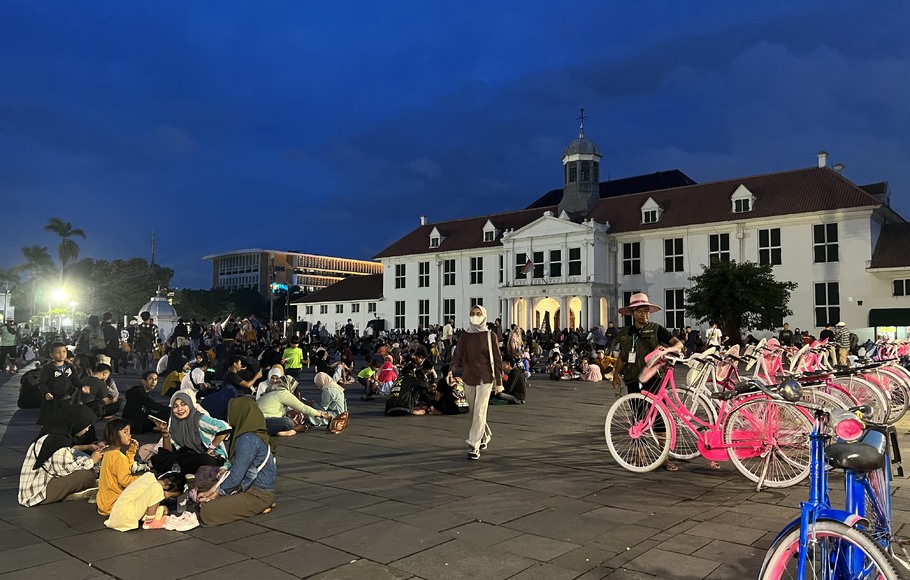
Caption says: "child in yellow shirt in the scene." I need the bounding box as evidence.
[97,419,140,516]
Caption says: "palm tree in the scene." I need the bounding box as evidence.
[44,218,86,282]
[19,245,54,320]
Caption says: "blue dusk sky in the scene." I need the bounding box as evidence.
[2,1,908,289]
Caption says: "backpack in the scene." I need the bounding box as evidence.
[89,327,107,351]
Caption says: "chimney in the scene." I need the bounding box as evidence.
[833,163,845,175]
[817,151,828,168]
[419,215,427,226]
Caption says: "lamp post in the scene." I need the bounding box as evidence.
[51,288,67,332]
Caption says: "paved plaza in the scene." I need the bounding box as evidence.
[0,366,907,579]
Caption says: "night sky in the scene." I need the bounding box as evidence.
[2,1,908,289]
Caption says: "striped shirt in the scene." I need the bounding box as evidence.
[19,436,96,507]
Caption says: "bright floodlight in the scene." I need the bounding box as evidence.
[52,289,67,302]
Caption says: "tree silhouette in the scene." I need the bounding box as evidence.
[44,217,86,282]
[18,245,55,321]
[686,260,797,346]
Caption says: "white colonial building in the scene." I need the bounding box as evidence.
[293,123,910,340]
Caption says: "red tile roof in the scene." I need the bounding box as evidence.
[869,223,910,269]
[373,206,558,259]
[375,166,889,259]
[291,274,383,304]
[589,167,883,232]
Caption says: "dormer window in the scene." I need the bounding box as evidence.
[482,220,498,243]
[640,197,663,224]
[731,184,755,214]
[429,226,445,249]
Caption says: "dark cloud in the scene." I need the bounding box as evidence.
[1,0,908,291]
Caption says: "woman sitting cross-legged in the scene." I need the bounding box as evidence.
[150,392,231,475]
[308,372,348,427]
[197,397,277,526]
[256,370,332,436]
[96,418,141,516]
[18,406,103,506]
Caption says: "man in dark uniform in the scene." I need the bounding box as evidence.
[611,293,683,471]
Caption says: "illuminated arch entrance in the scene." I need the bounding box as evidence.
[599,297,608,327]
[513,298,528,329]
[567,296,582,330]
[534,297,560,332]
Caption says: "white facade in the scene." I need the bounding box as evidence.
[296,300,379,336]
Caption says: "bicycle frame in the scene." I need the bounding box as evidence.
[768,409,888,579]
[636,358,777,464]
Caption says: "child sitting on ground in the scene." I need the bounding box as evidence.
[104,471,189,531]
[96,419,140,516]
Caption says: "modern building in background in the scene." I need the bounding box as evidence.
[203,249,382,299]
[292,122,909,340]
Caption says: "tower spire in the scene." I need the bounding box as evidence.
[577,107,587,138]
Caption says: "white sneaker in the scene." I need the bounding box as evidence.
[165,512,200,532]
[64,486,99,502]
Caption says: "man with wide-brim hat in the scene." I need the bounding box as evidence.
[613,293,684,470]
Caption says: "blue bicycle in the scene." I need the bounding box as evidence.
[755,379,906,579]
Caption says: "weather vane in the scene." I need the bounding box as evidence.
[577,107,587,128]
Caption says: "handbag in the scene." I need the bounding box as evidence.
[327,411,349,434]
[285,409,308,429]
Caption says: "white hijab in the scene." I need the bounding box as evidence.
[466,305,488,334]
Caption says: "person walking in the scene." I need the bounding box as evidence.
[611,293,683,471]
[447,305,503,461]
[834,321,850,366]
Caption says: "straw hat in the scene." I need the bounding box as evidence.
[618,293,662,316]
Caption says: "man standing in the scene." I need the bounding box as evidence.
[605,321,618,353]
[0,319,18,375]
[778,323,795,347]
[441,318,454,362]
[612,293,683,471]
[819,324,836,366]
[101,312,120,374]
[834,321,851,366]
[135,312,158,371]
[705,322,723,350]
[344,319,356,345]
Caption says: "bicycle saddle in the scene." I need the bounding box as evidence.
[827,429,887,472]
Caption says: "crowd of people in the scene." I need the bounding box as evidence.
[11,294,875,533]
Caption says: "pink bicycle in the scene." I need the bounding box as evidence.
[605,349,815,490]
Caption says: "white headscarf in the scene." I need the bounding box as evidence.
[466,304,488,334]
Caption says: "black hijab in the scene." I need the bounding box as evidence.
[34,405,96,469]
[39,405,97,446]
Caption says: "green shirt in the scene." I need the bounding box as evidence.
[357,367,376,379]
[616,321,672,383]
[282,347,303,369]
[256,389,319,419]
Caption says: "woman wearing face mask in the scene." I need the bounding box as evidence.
[446,305,503,460]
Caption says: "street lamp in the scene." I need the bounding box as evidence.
[51,289,67,332]
[70,301,77,331]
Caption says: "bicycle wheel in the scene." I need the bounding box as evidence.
[605,393,671,472]
[832,376,890,424]
[669,386,716,461]
[800,387,849,412]
[759,520,900,579]
[877,369,910,424]
[724,398,812,488]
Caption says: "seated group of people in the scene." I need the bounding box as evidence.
[375,354,528,417]
[17,342,323,532]
[19,392,277,531]
[547,348,616,382]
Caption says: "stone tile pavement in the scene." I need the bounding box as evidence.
[0,365,906,579]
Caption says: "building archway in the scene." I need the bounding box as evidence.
[534,297,560,332]
[599,297,608,327]
[568,296,582,330]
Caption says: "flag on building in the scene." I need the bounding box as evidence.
[521,258,533,275]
